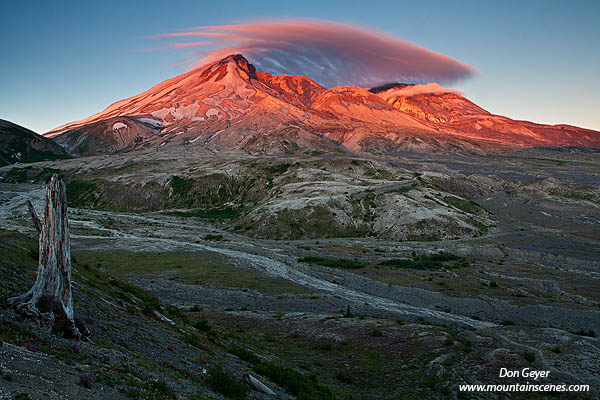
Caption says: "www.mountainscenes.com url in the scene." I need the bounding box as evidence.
[459,368,590,394]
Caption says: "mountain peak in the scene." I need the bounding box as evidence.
[213,54,257,78]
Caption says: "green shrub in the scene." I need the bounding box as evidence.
[169,176,194,196]
[109,279,160,310]
[66,180,99,207]
[459,339,472,353]
[79,375,94,389]
[370,328,384,337]
[227,345,261,364]
[148,379,175,398]
[264,163,291,175]
[183,333,208,349]
[379,252,468,270]
[4,167,30,183]
[167,207,240,220]
[0,320,41,346]
[522,352,536,363]
[575,329,596,338]
[206,366,249,400]
[443,196,483,214]
[316,342,333,351]
[253,361,334,400]
[228,345,334,399]
[203,234,224,241]
[298,256,366,269]
[343,305,353,318]
[194,318,213,333]
[164,304,190,324]
[335,370,355,384]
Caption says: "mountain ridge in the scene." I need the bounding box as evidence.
[44,54,600,155]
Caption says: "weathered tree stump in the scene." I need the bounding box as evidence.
[9,175,87,340]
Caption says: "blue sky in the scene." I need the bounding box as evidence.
[1,0,599,132]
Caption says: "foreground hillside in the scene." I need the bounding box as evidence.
[3,226,595,400]
[0,229,336,399]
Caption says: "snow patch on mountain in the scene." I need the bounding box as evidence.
[112,122,128,131]
[205,108,220,118]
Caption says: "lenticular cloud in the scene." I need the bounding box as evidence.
[158,19,477,88]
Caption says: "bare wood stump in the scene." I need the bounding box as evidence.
[9,175,87,340]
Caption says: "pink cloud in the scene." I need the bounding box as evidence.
[171,40,222,48]
[157,19,478,88]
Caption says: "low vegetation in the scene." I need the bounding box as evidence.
[167,207,240,220]
[169,175,194,197]
[75,249,311,295]
[206,366,249,400]
[264,162,291,175]
[203,233,224,241]
[379,252,469,270]
[3,167,65,184]
[254,361,334,400]
[298,256,367,269]
[228,345,333,400]
[443,196,484,214]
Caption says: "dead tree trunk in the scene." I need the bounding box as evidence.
[9,175,86,340]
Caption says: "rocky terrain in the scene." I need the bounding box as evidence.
[0,146,598,399]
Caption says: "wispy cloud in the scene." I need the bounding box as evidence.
[377,83,464,100]
[157,19,478,88]
[171,40,222,48]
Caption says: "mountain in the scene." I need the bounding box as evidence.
[0,119,69,167]
[377,86,600,148]
[46,54,600,155]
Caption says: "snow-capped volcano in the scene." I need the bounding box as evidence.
[46,54,600,155]
[48,55,324,133]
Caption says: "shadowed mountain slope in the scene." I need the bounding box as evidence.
[0,119,69,166]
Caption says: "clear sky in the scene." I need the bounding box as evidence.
[1,0,599,133]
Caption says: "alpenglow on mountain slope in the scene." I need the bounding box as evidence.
[45,54,600,156]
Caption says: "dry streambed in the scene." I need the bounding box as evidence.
[1,183,597,333]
